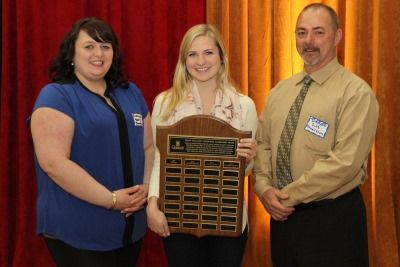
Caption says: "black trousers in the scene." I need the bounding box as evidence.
[43,236,142,267]
[163,226,248,267]
[271,188,368,267]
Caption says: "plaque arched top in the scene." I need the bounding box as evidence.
[156,114,252,138]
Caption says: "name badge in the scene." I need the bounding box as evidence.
[304,116,329,138]
[132,113,143,126]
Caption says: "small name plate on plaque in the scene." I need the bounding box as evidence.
[157,115,251,238]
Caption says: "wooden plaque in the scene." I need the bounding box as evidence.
[157,115,251,237]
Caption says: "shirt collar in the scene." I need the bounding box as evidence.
[296,58,341,86]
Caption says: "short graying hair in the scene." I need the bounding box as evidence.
[299,3,340,31]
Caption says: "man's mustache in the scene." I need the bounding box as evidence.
[302,46,319,53]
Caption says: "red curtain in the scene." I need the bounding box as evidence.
[0,1,205,266]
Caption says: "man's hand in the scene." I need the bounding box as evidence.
[260,188,294,221]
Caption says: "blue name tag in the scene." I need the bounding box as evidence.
[304,116,329,138]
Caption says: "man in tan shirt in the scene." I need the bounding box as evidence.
[254,3,379,266]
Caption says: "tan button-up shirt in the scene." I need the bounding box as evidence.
[254,58,379,207]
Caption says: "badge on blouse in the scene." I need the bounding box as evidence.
[132,113,143,126]
[304,116,329,138]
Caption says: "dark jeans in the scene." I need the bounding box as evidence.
[43,236,142,267]
[163,226,248,267]
[271,188,368,267]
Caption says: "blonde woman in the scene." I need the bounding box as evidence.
[147,24,258,267]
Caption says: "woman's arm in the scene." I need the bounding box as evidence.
[31,107,138,210]
[123,113,155,214]
[237,96,258,175]
[146,94,170,236]
[142,113,155,185]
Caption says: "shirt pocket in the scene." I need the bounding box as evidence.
[300,112,334,157]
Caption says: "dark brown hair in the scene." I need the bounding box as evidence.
[48,17,127,89]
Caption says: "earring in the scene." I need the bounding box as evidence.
[71,62,74,66]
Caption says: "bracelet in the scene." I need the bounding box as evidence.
[110,192,117,209]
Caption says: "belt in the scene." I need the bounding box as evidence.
[295,187,359,211]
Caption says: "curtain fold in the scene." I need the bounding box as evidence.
[0,1,205,266]
[207,0,400,266]
[371,1,400,266]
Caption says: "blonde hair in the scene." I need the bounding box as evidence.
[159,24,237,121]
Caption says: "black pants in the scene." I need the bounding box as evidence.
[271,188,368,267]
[43,236,142,267]
[163,226,248,267]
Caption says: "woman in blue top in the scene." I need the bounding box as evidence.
[30,17,154,267]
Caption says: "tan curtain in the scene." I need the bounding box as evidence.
[207,0,400,266]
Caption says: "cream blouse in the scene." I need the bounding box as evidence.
[149,83,258,232]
